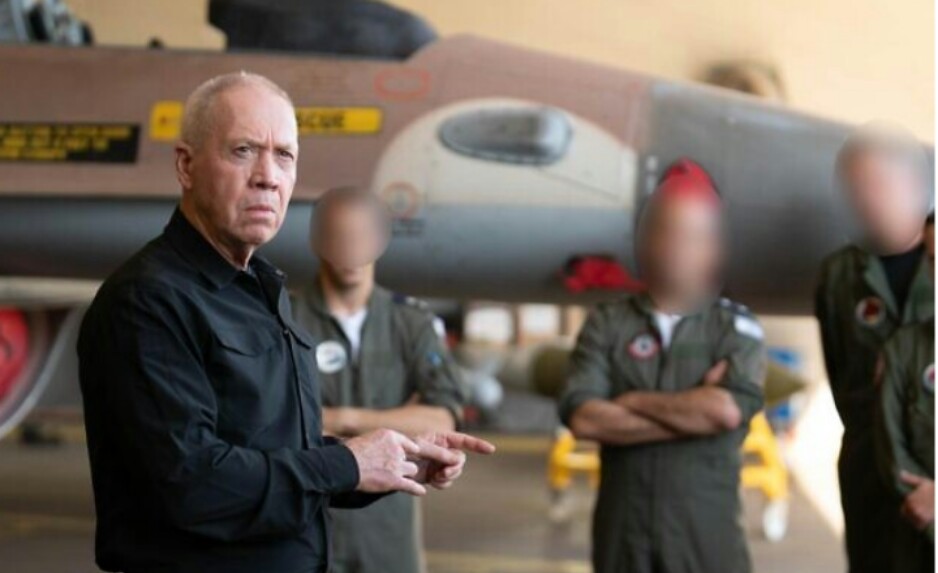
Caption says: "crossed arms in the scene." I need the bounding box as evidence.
[567,360,743,446]
[323,320,464,438]
[559,309,764,447]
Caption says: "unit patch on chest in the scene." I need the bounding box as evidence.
[316,340,348,374]
[855,296,886,328]
[627,333,660,360]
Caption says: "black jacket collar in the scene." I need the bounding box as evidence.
[163,207,283,289]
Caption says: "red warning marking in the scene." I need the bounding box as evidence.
[0,309,29,403]
[374,68,431,101]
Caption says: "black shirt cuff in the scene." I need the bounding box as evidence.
[300,442,360,495]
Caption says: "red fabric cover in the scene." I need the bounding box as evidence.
[563,256,645,293]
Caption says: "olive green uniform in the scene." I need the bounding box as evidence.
[875,318,935,572]
[815,246,933,573]
[558,293,765,573]
[291,283,466,573]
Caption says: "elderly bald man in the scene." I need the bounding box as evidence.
[77,72,494,573]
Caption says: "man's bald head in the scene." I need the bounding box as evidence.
[181,72,294,150]
[174,72,299,269]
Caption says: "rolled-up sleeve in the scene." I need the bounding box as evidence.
[102,283,359,542]
[558,307,614,426]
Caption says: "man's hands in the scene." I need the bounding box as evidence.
[345,429,427,496]
[900,471,935,530]
[344,429,495,496]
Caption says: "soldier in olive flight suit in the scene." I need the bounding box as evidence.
[291,187,466,573]
[815,125,933,573]
[559,159,765,573]
[874,215,935,573]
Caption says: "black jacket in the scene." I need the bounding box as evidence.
[78,209,373,573]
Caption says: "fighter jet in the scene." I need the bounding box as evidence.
[0,3,924,436]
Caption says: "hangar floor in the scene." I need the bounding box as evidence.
[0,427,845,573]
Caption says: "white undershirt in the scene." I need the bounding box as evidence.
[652,311,683,349]
[334,309,368,361]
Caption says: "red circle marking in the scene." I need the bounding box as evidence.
[374,69,431,101]
[382,181,422,219]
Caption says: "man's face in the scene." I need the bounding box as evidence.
[179,85,298,253]
[842,153,925,252]
[641,196,723,298]
[315,202,388,288]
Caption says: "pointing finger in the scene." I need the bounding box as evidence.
[442,432,496,455]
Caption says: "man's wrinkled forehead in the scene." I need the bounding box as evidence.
[210,85,298,147]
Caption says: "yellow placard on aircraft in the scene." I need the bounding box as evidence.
[149,100,185,142]
[0,123,140,163]
[295,107,382,135]
[148,101,382,141]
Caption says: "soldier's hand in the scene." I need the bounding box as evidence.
[322,407,352,437]
[900,471,935,530]
[345,429,427,496]
[702,359,729,385]
[411,431,496,490]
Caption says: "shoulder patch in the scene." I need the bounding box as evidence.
[393,292,430,310]
[734,314,764,341]
[719,297,753,317]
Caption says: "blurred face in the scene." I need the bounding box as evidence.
[314,201,388,289]
[640,196,723,300]
[176,84,298,260]
[841,152,925,253]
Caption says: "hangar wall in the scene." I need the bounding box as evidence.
[67,0,933,140]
